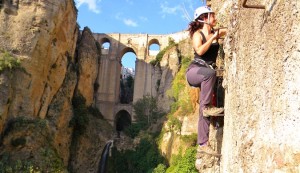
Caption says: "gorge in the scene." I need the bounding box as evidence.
[0,0,300,172]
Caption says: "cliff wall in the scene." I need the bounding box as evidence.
[0,1,113,172]
[209,0,300,172]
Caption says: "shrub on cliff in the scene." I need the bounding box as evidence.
[125,95,165,138]
[0,51,21,73]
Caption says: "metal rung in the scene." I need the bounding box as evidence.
[210,113,224,117]
[242,0,265,9]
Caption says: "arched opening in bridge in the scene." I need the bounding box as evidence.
[120,47,136,104]
[115,110,131,134]
[148,39,160,56]
[100,38,110,55]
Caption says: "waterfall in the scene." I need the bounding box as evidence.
[98,140,113,173]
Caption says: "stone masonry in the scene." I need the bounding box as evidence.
[92,31,188,124]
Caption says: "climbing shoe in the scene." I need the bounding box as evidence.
[197,145,221,157]
[203,106,224,117]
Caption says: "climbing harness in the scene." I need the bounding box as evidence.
[192,58,216,69]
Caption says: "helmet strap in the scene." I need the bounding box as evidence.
[197,13,212,26]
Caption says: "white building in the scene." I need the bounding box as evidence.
[121,67,135,79]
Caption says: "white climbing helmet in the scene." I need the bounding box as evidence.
[193,6,214,21]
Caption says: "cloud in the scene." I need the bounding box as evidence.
[160,2,182,18]
[76,0,101,13]
[123,19,138,27]
[115,13,139,27]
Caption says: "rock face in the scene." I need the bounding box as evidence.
[209,0,300,172]
[76,27,100,106]
[69,115,113,173]
[0,1,113,172]
[0,0,78,171]
[157,39,201,160]
[0,0,110,172]
[0,0,78,125]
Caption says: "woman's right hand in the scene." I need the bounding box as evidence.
[212,29,219,39]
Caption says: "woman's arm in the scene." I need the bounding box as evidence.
[217,28,227,38]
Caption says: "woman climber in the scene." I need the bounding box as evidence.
[186,5,227,156]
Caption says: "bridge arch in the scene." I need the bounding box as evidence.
[98,37,111,55]
[148,38,160,47]
[119,47,137,104]
[115,109,132,132]
[98,37,111,45]
[118,46,137,60]
[148,38,160,56]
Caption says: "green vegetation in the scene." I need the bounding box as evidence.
[166,115,182,133]
[180,133,198,146]
[168,56,193,116]
[0,147,65,173]
[69,93,89,137]
[108,137,166,173]
[0,51,21,73]
[68,93,89,173]
[154,55,198,172]
[124,95,164,138]
[133,95,162,125]
[126,75,134,88]
[88,105,104,119]
[39,147,64,172]
[68,92,103,172]
[166,147,198,173]
[0,116,64,173]
[150,37,177,66]
[120,75,134,104]
[0,153,37,173]
[10,137,26,147]
[153,164,167,173]
[4,117,48,141]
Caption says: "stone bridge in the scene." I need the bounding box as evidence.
[93,31,188,129]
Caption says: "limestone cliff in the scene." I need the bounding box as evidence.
[0,1,113,172]
[204,0,300,172]
[0,0,78,170]
[68,27,113,173]
[154,38,201,162]
[76,27,100,106]
[221,0,300,172]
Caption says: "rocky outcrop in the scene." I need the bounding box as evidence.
[0,0,78,125]
[76,27,100,106]
[156,38,194,113]
[156,46,180,113]
[0,0,79,171]
[69,115,113,173]
[156,38,201,161]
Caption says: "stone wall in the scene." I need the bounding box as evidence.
[211,0,300,172]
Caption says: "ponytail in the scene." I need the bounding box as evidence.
[187,13,208,38]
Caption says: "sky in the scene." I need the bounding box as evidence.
[75,0,206,68]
